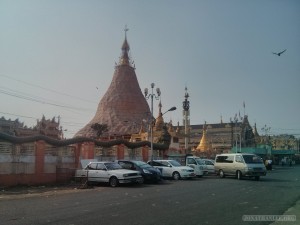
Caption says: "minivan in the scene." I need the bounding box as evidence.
[214,153,267,180]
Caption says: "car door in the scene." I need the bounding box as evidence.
[86,163,100,182]
[234,155,245,174]
[160,161,173,177]
[204,160,215,173]
[152,161,170,177]
[96,163,110,182]
[186,158,197,169]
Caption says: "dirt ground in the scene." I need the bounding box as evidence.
[0,181,91,199]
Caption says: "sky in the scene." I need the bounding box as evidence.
[0,0,299,139]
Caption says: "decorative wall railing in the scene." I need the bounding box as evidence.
[0,132,171,150]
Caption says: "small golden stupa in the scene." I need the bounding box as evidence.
[196,122,210,152]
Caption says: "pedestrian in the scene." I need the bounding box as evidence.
[281,158,285,166]
[265,158,272,170]
[268,159,272,170]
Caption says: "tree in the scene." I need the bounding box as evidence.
[91,123,108,138]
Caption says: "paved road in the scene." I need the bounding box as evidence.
[1,166,299,225]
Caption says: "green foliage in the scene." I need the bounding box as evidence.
[91,123,108,138]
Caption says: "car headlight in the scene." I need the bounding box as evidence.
[123,174,130,177]
[143,169,152,174]
[246,167,253,171]
[181,169,188,172]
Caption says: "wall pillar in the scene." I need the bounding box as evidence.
[35,140,45,182]
[74,143,81,168]
[117,144,125,160]
[162,149,168,159]
[142,146,149,162]
[81,142,95,159]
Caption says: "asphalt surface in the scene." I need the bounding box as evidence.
[1,165,299,225]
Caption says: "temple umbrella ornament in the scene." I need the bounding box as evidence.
[183,87,190,152]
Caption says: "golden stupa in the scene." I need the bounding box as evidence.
[196,122,210,152]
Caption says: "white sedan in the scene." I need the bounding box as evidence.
[75,162,144,187]
[148,160,196,180]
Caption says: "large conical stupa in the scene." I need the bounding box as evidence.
[75,30,151,138]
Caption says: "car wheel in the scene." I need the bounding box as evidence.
[237,170,242,180]
[172,172,181,180]
[109,177,119,187]
[219,170,225,178]
[255,176,260,181]
[137,177,144,184]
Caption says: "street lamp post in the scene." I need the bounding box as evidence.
[162,106,177,116]
[144,83,161,161]
[231,115,239,153]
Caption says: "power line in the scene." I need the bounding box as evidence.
[0,88,94,112]
[0,111,37,120]
[0,74,98,104]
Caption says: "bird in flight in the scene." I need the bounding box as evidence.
[272,49,286,56]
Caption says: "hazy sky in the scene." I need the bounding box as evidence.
[1,0,299,138]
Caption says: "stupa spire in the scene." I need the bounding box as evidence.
[119,25,132,67]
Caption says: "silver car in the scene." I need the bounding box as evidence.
[75,162,144,187]
[148,160,196,180]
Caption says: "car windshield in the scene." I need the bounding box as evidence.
[135,161,152,169]
[169,160,181,167]
[195,158,205,165]
[104,162,123,170]
[243,155,263,164]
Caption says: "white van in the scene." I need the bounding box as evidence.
[214,153,267,180]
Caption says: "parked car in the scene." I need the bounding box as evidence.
[148,160,196,180]
[169,154,207,177]
[116,160,163,183]
[75,161,144,187]
[214,153,267,180]
[202,159,215,174]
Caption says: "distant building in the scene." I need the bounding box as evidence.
[173,115,257,158]
[0,115,64,140]
[0,117,25,136]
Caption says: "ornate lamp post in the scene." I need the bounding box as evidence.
[144,83,161,161]
[230,115,240,153]
[261,124,271,144]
